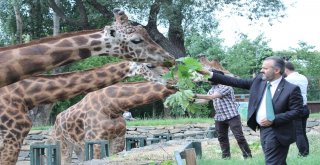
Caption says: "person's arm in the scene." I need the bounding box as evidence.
[195,93,222,100]
[196,69,253,90]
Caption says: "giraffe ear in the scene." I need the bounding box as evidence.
[104,26,116,37]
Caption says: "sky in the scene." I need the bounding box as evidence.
[217,0,320,51]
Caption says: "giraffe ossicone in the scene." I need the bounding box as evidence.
[0,8,175,87]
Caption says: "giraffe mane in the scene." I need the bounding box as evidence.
[210,60,231,74]
[117,81,149,85]
[0,28,102,52]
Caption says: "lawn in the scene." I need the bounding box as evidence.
[198,134,319,165]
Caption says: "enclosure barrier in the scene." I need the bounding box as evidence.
[125,136,147,151]
[153,133,173,141]
[85,140,109,161]
[174,141,202,165]
[30,142,61,165]
[206,126,218,138]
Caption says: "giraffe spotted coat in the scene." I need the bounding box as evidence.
[50,82,176,164]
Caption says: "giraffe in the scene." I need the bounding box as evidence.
[0,61,167,165]
[50,81,177,163]
[0,8,175,87]
[197,55,236,77]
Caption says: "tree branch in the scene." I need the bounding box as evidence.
[145,0,185,58]
[47,0,83,27]
[75,0,90,29]
[85,0,114,20]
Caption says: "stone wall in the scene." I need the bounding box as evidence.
[17,119,320,164]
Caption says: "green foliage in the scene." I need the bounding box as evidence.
[125,118,213,127]
[64,56,121,72]
[51,94,84,122]
[185,32,225,60]
[225,34,273,78]
[159,160,173,165]
[163,57,210,116]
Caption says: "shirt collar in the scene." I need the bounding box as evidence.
[269,76,282,87]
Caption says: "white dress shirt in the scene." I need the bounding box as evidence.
[285,72,308,105]
[256,77,282,125]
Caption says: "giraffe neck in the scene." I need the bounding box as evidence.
[86,82,176,116]
[0,30,110,86]
[6,61,164,108]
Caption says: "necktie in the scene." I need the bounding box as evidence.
[266,82,275,121]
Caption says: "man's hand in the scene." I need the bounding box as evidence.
[196,69,211,75]
[260,118,273,127]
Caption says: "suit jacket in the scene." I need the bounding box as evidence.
[208,73,303,146]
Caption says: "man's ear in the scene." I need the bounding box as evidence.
[275,68,281,75]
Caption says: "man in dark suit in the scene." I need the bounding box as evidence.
[197,56,303,165]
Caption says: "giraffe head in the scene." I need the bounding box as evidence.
[100,9,175,67]
[197,55,237,77]
[127,62,169,85]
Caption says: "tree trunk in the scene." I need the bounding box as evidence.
[48,0,90,29]
[163,107,171,118]
[152,102,157,118]
[167,4,186,58]
[28,104,54,126]
[53,0,60,35]
[145,0,186,58]
[12,0,23,43]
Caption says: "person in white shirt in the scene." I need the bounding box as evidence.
[284,61,309,157]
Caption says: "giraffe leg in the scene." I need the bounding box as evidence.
[74,143,85,161]
[0,115,32,165]
[109,135,125,154]
[0,136,23,165]
[51,127,73,163]
[60,138,74,164]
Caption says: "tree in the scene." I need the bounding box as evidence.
[225,34,272,78]
[11,0,22,43]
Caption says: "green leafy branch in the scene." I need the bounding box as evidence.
[163,57,208,114]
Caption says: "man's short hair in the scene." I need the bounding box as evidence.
[285,61,295,71]
[265,56,285,74]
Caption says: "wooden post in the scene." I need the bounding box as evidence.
[184,148,196,165]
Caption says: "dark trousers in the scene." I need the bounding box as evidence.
[260,127,289,165]
[215,115,252,158]
[294,105,309,156]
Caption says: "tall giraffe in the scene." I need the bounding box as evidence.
[50,81,177,163]
[0,8,175,87]
[0,61,167,165]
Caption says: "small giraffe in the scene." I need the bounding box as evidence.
[0,61,167,165]
[0,8,175,87]
[198,55,236,77]
[50,81,176,163]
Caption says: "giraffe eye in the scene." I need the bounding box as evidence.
[146,64,155,68]
[131,38,143,44]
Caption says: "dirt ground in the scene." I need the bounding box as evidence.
[77,136,257,165]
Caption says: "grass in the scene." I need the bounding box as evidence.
[30,118,214,130]
[31,113,320,130]
[126,117,213,126]
[309,112,320,119]
[198,134,320,165]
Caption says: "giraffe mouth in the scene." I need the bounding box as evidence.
[161,60,175,67]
